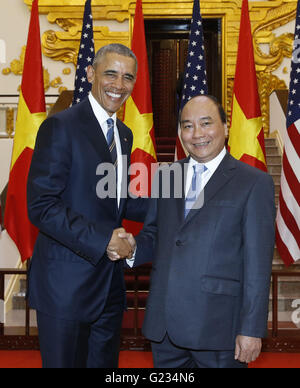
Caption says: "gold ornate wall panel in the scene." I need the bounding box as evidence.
[22,0,297,134]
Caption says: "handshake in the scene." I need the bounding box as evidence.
[106,228,136,261]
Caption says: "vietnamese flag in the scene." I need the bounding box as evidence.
[4,0,46,262]
[228,0,267,172]
[123,0,157,235]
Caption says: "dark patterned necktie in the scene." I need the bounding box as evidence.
[185,164,207,218]
[106,118,118,168]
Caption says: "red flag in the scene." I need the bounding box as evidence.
[4,0,46,261]
[123,0,157,235]
[175,133,187,161]
[275,0,300,266]
[228,0,267,172]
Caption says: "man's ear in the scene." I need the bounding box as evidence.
[86,65,95,84]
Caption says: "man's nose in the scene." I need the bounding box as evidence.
[192,123,205,138]
[112,75,124,90]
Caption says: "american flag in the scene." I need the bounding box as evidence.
[175,0,208,160]
[275,0,300,266]
[72,0,95,105]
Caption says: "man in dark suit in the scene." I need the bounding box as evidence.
[27,44,148,368]
[120,95,276,368]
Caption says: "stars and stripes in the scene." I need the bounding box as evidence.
[72,0,95,105]
[275,0,300,266]
[180,0,208,110]
[175,0,208,160]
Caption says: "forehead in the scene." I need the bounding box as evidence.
[97,52,136,73]
[181,97,219,120]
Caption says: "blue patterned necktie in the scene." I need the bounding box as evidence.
[106,118,118,168]
[185,164,207,218]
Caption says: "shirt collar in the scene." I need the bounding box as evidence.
[88,92,117,133]
[189,147,227,173]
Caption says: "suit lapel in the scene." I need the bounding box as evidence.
[117,120,132,215]
[174,158,189,224]
[79,98,112,163]
[183,152,237,225]
[203,152,237,204]
[117,119,131,162]
[78,98,119,215]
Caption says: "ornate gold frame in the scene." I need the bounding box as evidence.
[22,0,297,133]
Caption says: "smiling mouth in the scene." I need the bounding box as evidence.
[193,141,211,147]
[106,91,122,99]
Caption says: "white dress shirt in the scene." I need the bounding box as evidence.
[88,93,123,207]
[185,147,227,197]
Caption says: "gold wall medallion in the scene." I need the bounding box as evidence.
[20,0,298,134]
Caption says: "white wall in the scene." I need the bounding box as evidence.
[0,0,75,94]
[0,139,19,268]
[0,139,13,193]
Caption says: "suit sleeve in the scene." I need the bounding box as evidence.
[238,173,276,338]
[132,197,158,267]
[27,117,114,266]
[124,197,150,223]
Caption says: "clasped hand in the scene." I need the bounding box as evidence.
[107,228,136,261]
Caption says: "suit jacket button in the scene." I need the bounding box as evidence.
[176,240,182,246]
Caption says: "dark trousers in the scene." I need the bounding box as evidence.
[37,294,124,368]
[151,334,248,369]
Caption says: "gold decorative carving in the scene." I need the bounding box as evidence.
[50,76,63,88]
[63,67,72,75]
[6,108,15,138]
[257,73,287,135]
[253,2,296,72]
[8,46,27,75]
[59,86,68,94]
[2,45,68,93]
[2,68,11,75]
[42,27,129,65]
[23,0,297,134]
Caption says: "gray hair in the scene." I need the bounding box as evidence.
[92,43,137,71]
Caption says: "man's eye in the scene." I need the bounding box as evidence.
[202,121,212,127]
[124,75,134,81]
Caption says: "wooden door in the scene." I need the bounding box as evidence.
[145,19,222,139]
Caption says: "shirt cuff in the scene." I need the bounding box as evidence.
[126,247,137,268]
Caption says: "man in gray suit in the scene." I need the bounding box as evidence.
[116,95,276,368]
